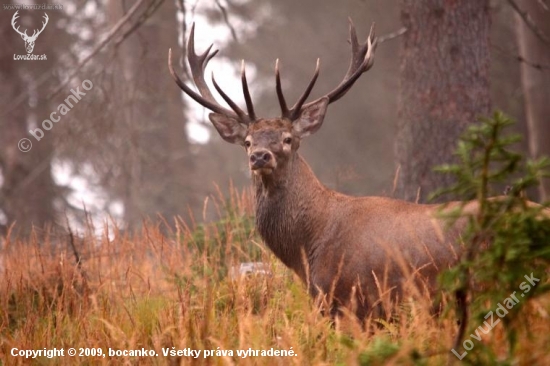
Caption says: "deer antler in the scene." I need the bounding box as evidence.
[277,18,377,121]
[276,59,320,120]
[168,23,256,125]
[169,20,375,125]
[30,13,49,40]
[11,11,49,40]
[11,11,27,38]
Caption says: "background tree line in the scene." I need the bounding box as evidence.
[0,0,548,235]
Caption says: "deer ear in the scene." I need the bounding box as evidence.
[293,97,329,138]
[209,113,247,145]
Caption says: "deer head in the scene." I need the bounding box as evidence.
[11,11,49,54]
[168,21,377,180]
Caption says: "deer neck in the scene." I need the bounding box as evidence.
[253,154,328,280]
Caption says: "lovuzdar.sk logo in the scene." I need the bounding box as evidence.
[11,10,48,60]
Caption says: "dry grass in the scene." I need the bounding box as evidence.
[1,189,549,365]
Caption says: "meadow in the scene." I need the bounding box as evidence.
[1,183,549,366]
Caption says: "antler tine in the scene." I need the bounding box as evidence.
[275,59,291,119]
[186,23,251,124]
[39,13,49,32]
[365,22,377,70]
[29,12,49,39]
[169,23,253,125]
[11,11,27,37]
[288,58,320,121]
[241,61,257,121]
[168,48,236,117]
[331,20,377,102]
[211,73,249,122]
[187,23,219,103]
[300,19,377,111]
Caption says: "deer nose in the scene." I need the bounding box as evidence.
[249,150,272,169]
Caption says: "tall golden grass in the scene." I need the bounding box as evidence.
[1,188,548,365]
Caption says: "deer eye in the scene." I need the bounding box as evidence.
[283,137,292,144]
[244,140,251,148]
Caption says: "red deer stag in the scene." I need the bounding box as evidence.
[168,21,469,320]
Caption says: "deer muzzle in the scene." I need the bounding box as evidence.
[249,149,274,171]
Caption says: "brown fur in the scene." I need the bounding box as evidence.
[248,120,470,320]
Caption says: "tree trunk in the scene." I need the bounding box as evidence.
[514,1,550,201]
[107,0,196,227]
[396,0,491,202]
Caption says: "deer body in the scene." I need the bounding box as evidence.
[254,145,465,318]
[168,21,469,319]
